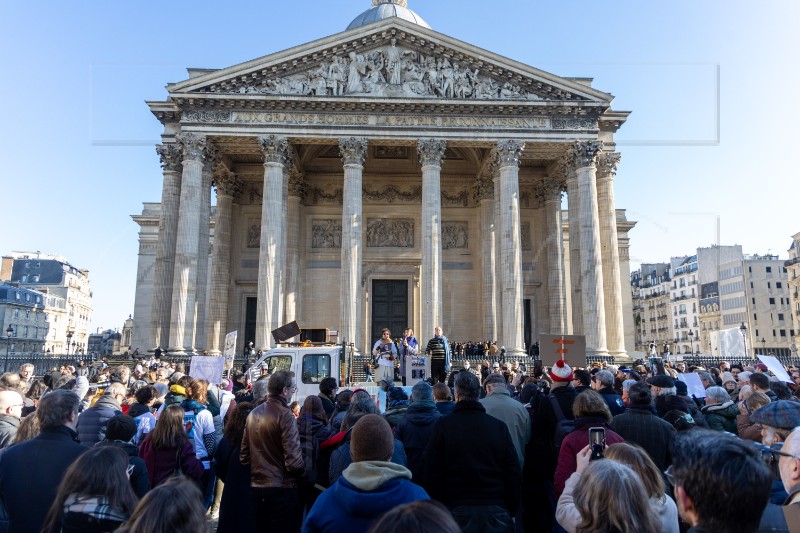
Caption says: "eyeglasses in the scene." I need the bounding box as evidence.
[766,442,800,463]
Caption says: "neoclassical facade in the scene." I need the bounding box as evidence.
[131,1,636,357]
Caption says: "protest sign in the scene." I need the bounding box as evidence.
[189,356,225,384]
[223,331,237,368]
[677,372,706,398]
[539,334,587,368]
[757,355,793,383]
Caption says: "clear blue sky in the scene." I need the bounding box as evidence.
[1,0,797,332]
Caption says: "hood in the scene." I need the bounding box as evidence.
[341,460,412,492]
[404,402,440,426]
[127,403,151,418]
[93,395,121,411]
[702,401,737,416]
[74,376,90,400]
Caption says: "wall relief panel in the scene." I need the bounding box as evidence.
[366,218,414,248]
[442,222,469,250]
[311,220,343,249]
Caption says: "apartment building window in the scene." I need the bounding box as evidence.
[773,329,777,337]
[767,266,772,273]
[779,313,785,321]
[770,298,776,305]
[754,314,758,321]
[756,329,760,337]
[13,309,19,318]
[781,330,787,337]
[767,282,771,289]
[753,298,756,305]
[751,282,754,289]
[777,282,783,289]
[749,266,752,273]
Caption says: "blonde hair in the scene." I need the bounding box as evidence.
[746,391,771,412]
[573,460,661,533]
[605,442,665,499]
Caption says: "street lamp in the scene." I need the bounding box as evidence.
[740,323,749,358]
[4,325,13,373]
[761,338,766,355]
[688,330,694,355]
[65,331,73,355]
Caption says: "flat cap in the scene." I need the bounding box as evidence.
[646,375,675,388]
[750,400,800,430]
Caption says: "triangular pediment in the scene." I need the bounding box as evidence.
[167,18,613,106]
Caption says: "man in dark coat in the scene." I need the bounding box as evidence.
[76,382,125,445]
[318,377,338,419]
[591,370,625,416]
[0,390,87,532]
[610,382,676,472]
[423,371,520,532]
[395,382,440,483]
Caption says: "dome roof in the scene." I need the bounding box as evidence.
[347,0,431,31]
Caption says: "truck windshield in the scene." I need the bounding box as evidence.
[302,354,331,384]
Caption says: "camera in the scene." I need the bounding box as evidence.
[589,427,606,461]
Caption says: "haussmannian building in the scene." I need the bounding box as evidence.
[131,0,637,357]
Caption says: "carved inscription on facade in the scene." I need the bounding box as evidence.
[247,224,261,248]
[311,220,343,249]
[521,222,532,251]
[442,222,469,250]
[366,218,414,248]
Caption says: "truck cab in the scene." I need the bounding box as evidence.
[247,344,352,402]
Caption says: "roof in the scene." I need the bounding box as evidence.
[347,0,430,31]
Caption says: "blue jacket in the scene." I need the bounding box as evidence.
[0,426,87,532]
[76,395,122,445]
[303,461,428,533]
[395,402,440,483]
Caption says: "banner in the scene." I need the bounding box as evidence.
[223,331,237,368]
[758,355,792,383]
[538,334,587,369]
[677,372,707,398]
[189,356,226,385]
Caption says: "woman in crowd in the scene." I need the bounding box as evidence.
[97,415,149,498]
[138,404,204,488]
[214,402,255,532]
[721,372,740,402]
[181,378,217,508]
[115,476,206,533]
[42,446,138,533]
[553,390,624,497]
[367,500,460,533]
[556,446,661,533]
[605,443,679,533]
[737,391,771,442]
[701,386,739,433]
[298,395,333,510]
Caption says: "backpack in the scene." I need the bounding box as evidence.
[549,395,576,451]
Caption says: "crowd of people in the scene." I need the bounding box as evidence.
[1,353,800,532]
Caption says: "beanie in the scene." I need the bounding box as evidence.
[350,414,394,462]
[549,360,573,382]
[105,415,138,442]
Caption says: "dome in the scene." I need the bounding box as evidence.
[346,0,431,31]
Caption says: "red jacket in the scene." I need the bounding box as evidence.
[138,434,204,488]
[554,418,625,497]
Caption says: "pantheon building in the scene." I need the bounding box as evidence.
[131,0,636,358]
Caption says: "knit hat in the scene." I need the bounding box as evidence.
[549,360,573,382]
[387,387,409,408]
[105,415,138,442]
[646,375,675,388]
[674,380,688,395]
[350,414,394,462]
[720,372,736,385]
[755,363,769,373]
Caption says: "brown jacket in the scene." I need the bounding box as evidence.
[240,394,304,488]
[736,413,763,442]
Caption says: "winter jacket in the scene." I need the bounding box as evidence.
[701,401,739,433]
[214,437,255,533]
[610,406,675,472]
[383,404,409,429]
[97,439,150,498]
[675,394,709,427]
[75,395,122,445]
[319,394,336,419]
[329,432,407,485]
[394,401,440,482]
[435,401,456,416]
[481,387,531,468]
[138,433,204,488]
[298,415,333,484]
[556,471,679,533]
[302,461,429,533]
[531,384,578,478]
[597,386,626,416]
[737,413,764,442]
[0,414,20,448]
[553,418,625,497]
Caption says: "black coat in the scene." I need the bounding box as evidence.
[610,407,676,472]
[75,396,122,445]
[423,400,521,514]
[97,440,149,498]
[395,402,441,483]
[319,394,336,419]
[0,425,87,532]
[598,387,626,416]
[214,437,255,533]
[435,401,456,416]
[530,384,577,478]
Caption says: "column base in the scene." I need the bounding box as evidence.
[609,349,628,357]
[207,350,222,356]
[586,350,610,358]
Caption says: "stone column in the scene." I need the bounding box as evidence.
[255,135,288,350]
[598,152,626,356]
[474,175,497,341]
[168,133,207,354]
[285,170,306,324]
[193,144,215,351]
[496,140,526,355]
[149,144,182,350]
[492,156,503,342]
[339,138,368,351]
[572,141,609,356]
[206,168,242,354]
[538,176,567,335]
[565,158,583,336]
[418,139,446,344]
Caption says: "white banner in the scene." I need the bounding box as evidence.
[758,355,792,383]
[677,372,707,398]
[223,331,237,366]
[719,327,746,357]
[189,356,226,385]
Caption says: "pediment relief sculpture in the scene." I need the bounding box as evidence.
[202,41,560,101]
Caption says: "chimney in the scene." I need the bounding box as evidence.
[0,257,12,281]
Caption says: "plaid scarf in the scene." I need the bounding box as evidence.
[63,494,128,523]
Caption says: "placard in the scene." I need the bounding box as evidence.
[758,355,793,383]
[189,356,226,385]
[223,331,237,368]
[539,334,587,369]
[677,372,707,398]
[405,355,431,387]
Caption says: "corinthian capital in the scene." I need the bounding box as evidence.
[258,135,289,165]
[496,140,525,168]
[288,169,307,197]
[156,144,182,172]
[472,176,494,202]
[176,133,207,162]
[212,169,243,198]
[534,177,565,204]
[417,139,447,167]
[203,143,219,174]
[569,140,604,168]
[339,138,368,167]
[597,152,621,180]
